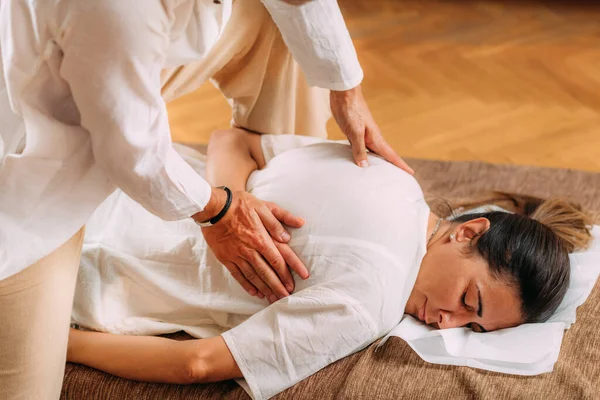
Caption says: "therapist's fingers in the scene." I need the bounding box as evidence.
[237,258,273,301]
[254,239,295,297]
[348,128,369,168]
[265,202,305,229]
[262,242,295,294]
[365,128,415,175]
[223,261,258,297]
[274,241,309,280]
[243,253,289,303]
[253,242,294,298]
[256,204,291,243]
[330,86,369,168]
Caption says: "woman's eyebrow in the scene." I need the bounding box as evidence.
[477,286,483,318]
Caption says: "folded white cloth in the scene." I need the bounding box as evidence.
[379,218,600,376]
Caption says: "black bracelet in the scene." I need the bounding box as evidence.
[207,186,233,226]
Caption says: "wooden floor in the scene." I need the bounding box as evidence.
[168,0,600,173]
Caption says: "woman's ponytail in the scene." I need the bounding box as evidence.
[530,198,593,253]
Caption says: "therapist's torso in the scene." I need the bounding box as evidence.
[0,0,231,281]
[0,0,363,280]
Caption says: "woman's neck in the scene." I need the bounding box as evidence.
[426,212,447,247]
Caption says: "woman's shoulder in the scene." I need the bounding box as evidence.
[260,134,345,163]
[304,241,418,332]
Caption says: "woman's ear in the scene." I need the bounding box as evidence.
[456,218,490,242]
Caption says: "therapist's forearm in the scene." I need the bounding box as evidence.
[59,0,213,222]
[206,130,259,191]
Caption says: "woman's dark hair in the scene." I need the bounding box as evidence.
[448,193,593,323]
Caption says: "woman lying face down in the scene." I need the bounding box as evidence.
[67,129,592,399]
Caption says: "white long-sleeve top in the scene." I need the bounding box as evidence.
[0,0,363,281]
[72,136,428,399]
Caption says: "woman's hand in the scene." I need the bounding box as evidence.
[196,189,308,303]
[330,85,414,174]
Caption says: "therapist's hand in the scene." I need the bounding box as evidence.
[330,85,415,175]
[194,188,309,303]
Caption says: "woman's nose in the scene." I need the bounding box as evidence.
[437,310,465,329]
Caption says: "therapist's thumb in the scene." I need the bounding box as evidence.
[350,131,369,168]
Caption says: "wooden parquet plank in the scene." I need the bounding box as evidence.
[168,0,600,172]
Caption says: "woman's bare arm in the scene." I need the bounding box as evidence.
[205,128,267,191]
[67,328,242,384]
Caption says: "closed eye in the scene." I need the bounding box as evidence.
[462,291,487,332]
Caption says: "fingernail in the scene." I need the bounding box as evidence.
[257,292,264,299]
[286,284,293,292]
[281,232,291,241]
[269,295,278,303]
[359,160,368,168]
[248,288,257,296]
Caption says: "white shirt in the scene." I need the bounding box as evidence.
[0,0,364,281]
[71,136,430,400]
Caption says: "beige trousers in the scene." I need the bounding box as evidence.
[161,0,330,136]
[0,228,86,400]
[0,0,329,399]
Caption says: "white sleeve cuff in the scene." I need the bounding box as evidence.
[307,68,364,92]
[262,0,364,91]
[160,147,213,220]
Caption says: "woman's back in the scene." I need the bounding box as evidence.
[73,137,429,341]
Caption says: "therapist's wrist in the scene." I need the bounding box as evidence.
[330,84,361,101]
[192,187,228,223]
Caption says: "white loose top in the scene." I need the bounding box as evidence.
[72,136,430,400]
[0,0,363,281]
